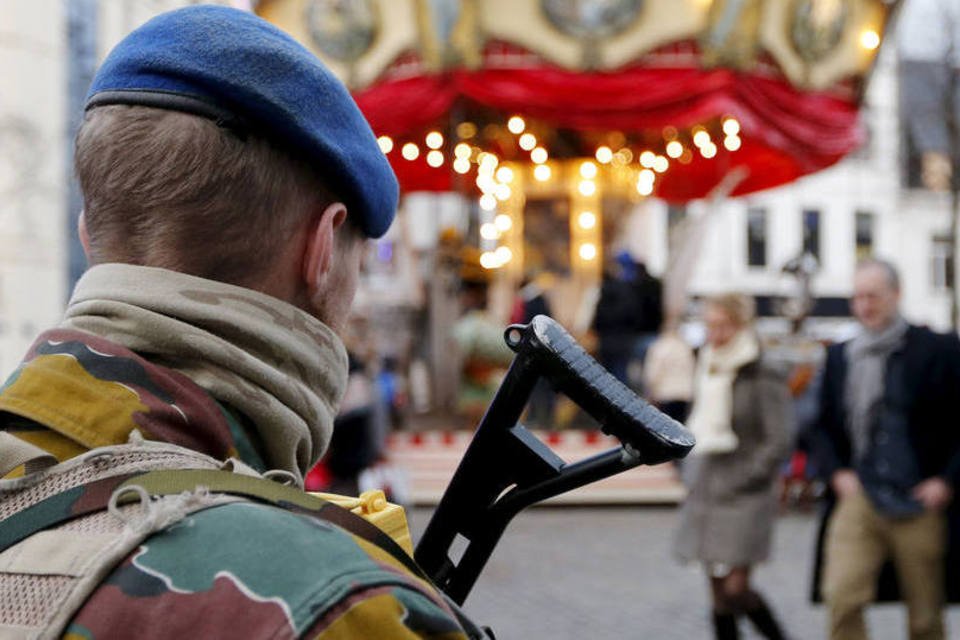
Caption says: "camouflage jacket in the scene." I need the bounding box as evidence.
[0,329,479,639]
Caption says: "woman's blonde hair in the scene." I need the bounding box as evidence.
[704,292,756,328]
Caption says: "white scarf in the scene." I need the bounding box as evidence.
[61,264,348,483]
[686,329,760,455]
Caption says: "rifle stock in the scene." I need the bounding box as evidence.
[415,315,695,604]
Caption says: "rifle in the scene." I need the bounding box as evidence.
[415,315,695,605]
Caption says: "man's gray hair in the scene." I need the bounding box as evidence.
[855,257,901,291]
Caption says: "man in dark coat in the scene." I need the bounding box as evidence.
[809,259,960,640]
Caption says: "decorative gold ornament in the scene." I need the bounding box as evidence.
[304,0,379,62]
[790,0,851,63]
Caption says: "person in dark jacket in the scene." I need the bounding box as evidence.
[809,258,960,640]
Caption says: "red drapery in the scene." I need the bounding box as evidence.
[354,63,863,200]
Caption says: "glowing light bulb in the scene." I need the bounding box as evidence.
[653,156,669,173]
[722,118,741,136]
[580,161,598,179]
[507,116,526,134]
[638,168,655,183]
[701,143,718,159]
[479,194,497,211]
[377,136,394,154]
[578,211,597,229]
[478,152,498,171]
[476,175,495,192]
[453,157,471,174]
[534,164,552,181]
[724,135,742,152]
[457,122,477,139]
[401,143,419,161]
[693,130,711,148]
[578,180,596,196]
[579,243,597,261]
[595,146,614,164]
[860,29,880,51]
[480,222,500,240]
[495,246,513,263]
[494,214,513,232]
[637,181,654,196]
[666,140,683,158]
[531,147,548,164]
[426,150,444,167]
[425,131,444,149]
[519,133,537,151]
[480,252,499,269]
[496,166,515,184]
[639,151,656,168]
[454,143,472,159]
[495,183,512,201]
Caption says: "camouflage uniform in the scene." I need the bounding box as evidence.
[0,329,479,639]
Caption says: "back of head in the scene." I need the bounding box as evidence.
[77,5,398,288]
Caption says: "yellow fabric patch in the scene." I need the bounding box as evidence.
[0,355,148,452]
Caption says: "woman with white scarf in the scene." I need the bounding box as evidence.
[674,294,793,640]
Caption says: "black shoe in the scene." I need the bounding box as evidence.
[744,598,786,640]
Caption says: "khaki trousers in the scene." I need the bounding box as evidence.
[823,490,947,640]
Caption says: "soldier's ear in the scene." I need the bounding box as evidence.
[302,201,348,293]
[78,211,91,260]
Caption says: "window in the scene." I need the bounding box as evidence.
[931,235,955,291]
[802,209,821,262]
[855,211,874,260]
[746,207,767,267]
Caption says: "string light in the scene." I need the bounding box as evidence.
[496,166,515,184]
[480,223,500,240]
[401,143,419,160]
[653,156,669,173]
[519,133,537,151]
[724,136,742,151]
[534,164,552,181]
[507,116,526,134]
[693,130,711,148]
[701,143,718,159]
[454,143,472,159]
[457,122,477,139]
[617,148,634,163]
[578,211,597,229]
[638,168,655,183]
[479,194,497,210]
[595,146,614,164]
[578,180,596,196]
[453,158,471,174]
[480,252,499,269]
[636,180,654,196]
[666,140,683,158]
[679,148,694,164]
[579,243,598,261]
[495,183,512,201]
[722,118,741,136]
[477,152,498,170]
[377,136,394,154]
[426,150,444,167]
[531,147,549,164]
[639,151,656,168]
[476,175,495,192]
[425,131,444,149]
[580,161,598,179]
[495,246,513,264]
[860,29,880,50]
[494,214,513,232]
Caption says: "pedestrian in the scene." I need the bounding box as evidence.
[593,261,642,384]
[674,293,792,640]
[809,258,960,640]
[643,318,694,424]
[0,6,482,637]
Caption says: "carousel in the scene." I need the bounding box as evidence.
[256,0,899,501]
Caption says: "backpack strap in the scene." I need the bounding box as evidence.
[0,468,429,583]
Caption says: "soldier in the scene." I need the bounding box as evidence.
[0,6,481,638]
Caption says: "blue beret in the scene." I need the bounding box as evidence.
[85,5,398,238]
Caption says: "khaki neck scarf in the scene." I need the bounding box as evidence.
[61,264,348,482]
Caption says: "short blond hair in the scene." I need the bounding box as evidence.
[704,292,756,328]
[75,105,345,287]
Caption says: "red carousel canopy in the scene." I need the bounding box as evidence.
[259,0,896,203]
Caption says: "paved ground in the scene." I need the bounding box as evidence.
[409,507,960,639]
